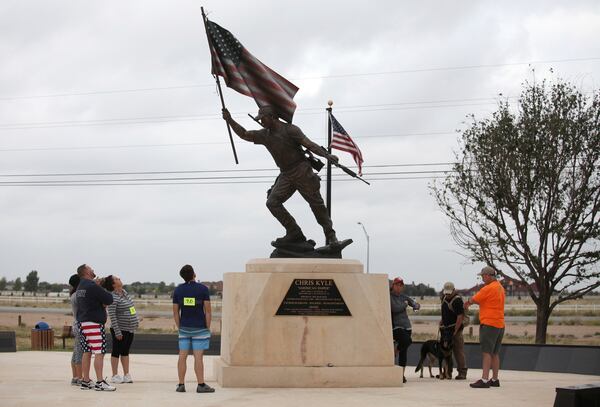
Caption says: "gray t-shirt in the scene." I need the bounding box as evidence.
[390,292,419,330]
[107,289,139,336]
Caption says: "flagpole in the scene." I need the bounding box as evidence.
[201,7,239,164]
[326,100,333,244]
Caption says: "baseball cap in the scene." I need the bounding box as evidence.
[254,105,277,120]
[442,282,455,294]
[478,266,497,276]
[392,277,404,286]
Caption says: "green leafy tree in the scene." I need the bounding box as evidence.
[433,78,600,344]
[0,277,6,290]
[403,282,437,297]
[24,270,40,292]
[13,277,22,291]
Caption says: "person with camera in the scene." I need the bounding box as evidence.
[390,277,421,383]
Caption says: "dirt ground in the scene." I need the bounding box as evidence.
[0,311,221,334]
[3,311,598,346]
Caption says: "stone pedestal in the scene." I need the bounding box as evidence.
[214,258,403,387]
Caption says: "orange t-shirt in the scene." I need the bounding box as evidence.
[472,280,505,328]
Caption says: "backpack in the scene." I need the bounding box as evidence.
[444,295,470,327]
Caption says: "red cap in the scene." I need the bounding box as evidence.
[392,277,404,286]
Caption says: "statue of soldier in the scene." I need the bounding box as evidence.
[222,106,339,246]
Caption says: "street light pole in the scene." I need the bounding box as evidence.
[357,222,370,274]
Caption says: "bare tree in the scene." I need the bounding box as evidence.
[433,78,600,343]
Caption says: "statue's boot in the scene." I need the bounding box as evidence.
[310,203,339,245]
[274,227,307,245]
[325,230,339,245]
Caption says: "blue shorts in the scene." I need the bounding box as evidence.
[178,327,211,351]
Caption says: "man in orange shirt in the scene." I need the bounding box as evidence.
[464,266,505,388]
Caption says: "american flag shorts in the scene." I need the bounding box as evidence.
[78,322,107,354]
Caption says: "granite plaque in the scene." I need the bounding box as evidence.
[276,278,351,316]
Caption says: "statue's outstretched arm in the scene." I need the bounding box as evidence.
[222,108,253,141]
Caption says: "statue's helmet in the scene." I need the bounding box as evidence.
[254,105,277,121]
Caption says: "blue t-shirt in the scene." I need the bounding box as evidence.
[76,278,113,324]
[172,281,210,329]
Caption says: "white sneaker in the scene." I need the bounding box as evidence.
[111,375,123,384]
[95,379,116,391]
[122,374,133,383]
[80,380,94,390]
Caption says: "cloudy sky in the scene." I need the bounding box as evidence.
[1,1,599,289]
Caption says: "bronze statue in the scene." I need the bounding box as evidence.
[222,106,342,250]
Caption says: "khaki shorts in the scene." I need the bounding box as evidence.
[480,324,504,354]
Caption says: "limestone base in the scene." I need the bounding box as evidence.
[217,258,401,388]
[214,358,404,388]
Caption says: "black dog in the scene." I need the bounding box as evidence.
[415,327,455,379]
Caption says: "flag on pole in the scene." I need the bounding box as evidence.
[205,20,299,123]
[329,113,364,176]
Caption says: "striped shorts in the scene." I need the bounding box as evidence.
[178,327,211,351]
[78,322,107,354]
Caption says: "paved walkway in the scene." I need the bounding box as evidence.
[1,352,598,407]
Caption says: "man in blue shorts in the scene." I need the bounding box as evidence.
[172,264,215,393]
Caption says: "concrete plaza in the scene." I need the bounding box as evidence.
[1,352,598,407]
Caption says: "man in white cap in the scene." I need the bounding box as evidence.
[440,281,468,379]
[465,266,505,389]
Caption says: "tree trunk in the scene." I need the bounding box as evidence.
[534,302,551,344]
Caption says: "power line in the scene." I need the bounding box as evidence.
[0,176,445,187]
[1,88,594,132]
[301,57,600,79]
[0,163,455,178]
[1,56,598,101]
[0,84,214,101]
[0,170,454,186]
[0,98,501,130]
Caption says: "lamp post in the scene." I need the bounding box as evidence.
[357,222,370,274]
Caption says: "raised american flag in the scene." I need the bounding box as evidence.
[206,20,298,123]
[329,113,364,176]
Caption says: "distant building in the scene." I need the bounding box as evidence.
[457,276,538,298]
